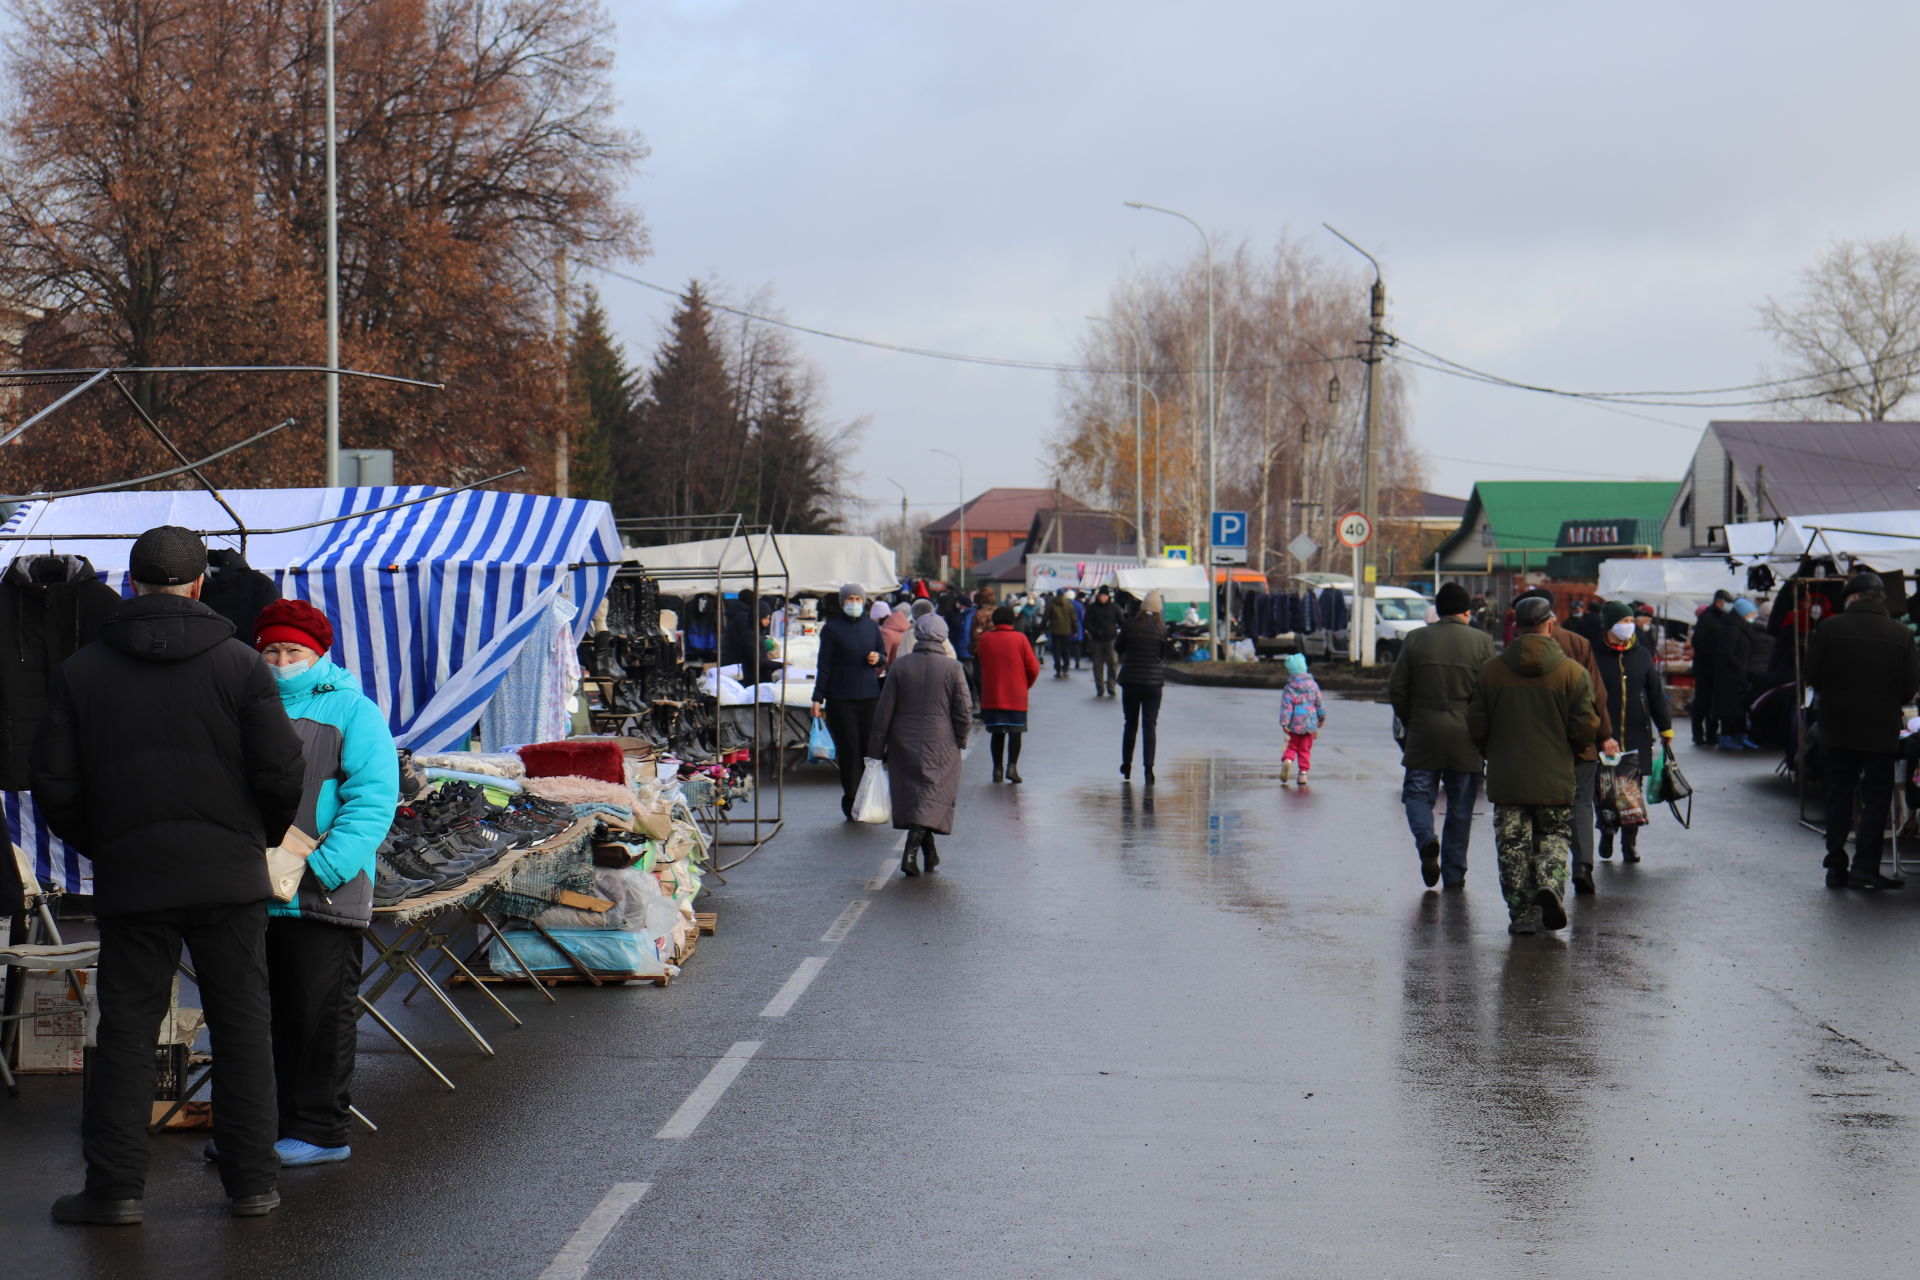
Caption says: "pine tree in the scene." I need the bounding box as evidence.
[751,373,845,534]
[568,288,634,506]
[620,281,741,522]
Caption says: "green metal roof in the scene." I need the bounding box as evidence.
[1435,480,1681,569]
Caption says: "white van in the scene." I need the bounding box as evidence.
[1291,575,1431,661]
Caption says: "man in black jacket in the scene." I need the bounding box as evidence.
[1806,572,1920,891]
[1083,587,1122,697]
[32,526,306,1225]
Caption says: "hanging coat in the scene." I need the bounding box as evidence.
[0,554,123,790]
[867,637,970,833]
[201,548,281,648]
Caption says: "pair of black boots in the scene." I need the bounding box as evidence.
[1598,826,1640,863]
[900,827,940,877]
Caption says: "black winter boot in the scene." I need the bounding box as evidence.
[900,829,922,877]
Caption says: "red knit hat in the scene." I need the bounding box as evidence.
[254,598,335,653]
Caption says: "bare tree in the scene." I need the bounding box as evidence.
[1759,234,1920,420]
[1057,235,1424,579]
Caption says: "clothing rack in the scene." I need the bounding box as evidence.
[614,515,792,871]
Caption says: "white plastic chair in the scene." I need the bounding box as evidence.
[1,843,99,1095]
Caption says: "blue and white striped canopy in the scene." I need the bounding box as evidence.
[3,486,619,892]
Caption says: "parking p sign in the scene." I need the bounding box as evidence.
[1211,510,1248,549]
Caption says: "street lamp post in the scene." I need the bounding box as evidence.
[886,476,911,580]
[1323,224,1385,666]
[1126,201,1216,658]
[930,448,967,591]
[1087,315,1147,564]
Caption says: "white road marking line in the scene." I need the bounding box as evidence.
[538,1182,652,1280]
[822,899,870,943]
[867,856,897,891]
[760,956,829,1018]
[655,1041,762,1140]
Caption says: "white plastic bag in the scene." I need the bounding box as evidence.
[853,758,892,824]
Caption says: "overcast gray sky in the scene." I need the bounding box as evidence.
[595,0,1920,528]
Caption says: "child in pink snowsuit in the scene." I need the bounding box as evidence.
[1277,653,1325,784]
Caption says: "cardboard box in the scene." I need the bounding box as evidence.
[11,969,91,1074]
[80,1043,214,1129]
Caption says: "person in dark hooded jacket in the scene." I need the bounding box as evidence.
[32,526,305,1225]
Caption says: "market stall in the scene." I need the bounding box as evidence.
[0,486,621,894]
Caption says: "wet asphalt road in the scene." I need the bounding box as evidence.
[6,668,1920,1278]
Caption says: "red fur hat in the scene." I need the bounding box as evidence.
[254,598,335,653]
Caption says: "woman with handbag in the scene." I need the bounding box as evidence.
[252,600,399,1165]
[1592,600,1673,862]
[868,614,971,877]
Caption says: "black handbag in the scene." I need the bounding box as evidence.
[1661,750,1694,828]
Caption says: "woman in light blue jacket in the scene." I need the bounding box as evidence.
[252,599,398,1167]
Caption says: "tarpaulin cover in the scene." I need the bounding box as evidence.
[2,486,619,892]
[1725,510,1920,572]
[1594,557,1749,618]
[624,532,896,595]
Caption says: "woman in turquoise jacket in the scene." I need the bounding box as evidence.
[253,598,398,1167]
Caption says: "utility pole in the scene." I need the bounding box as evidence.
[324,0,339,487]
[932,448,966,590]
[887,477,910,578]
[1326,224,1385,666]
[554,245,570,498]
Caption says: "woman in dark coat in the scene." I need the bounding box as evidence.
[810,585,885,819]
[1117,590,1170,784]
[1713,598,1758,749]
[1592,600,1673,862]
[869,614,971,877]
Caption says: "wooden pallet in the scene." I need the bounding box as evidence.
[695,911,717,936]
[450,969,671,988]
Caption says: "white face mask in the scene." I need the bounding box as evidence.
[1610,620,1636,642]
[270,657,316,681]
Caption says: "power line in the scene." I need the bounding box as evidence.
[588,265,1344,376]
[1425,452,1668,481]
[1391,337,1920,409]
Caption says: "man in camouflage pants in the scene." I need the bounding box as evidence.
[1468,595,1598,935]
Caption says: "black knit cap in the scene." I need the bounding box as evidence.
[1435,582,1471,615]
[128,525,207,587]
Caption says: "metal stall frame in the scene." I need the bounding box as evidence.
[1769,522,1920,877]
[614,515,792,871]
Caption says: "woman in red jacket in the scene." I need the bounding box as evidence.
[975,606,1041,783]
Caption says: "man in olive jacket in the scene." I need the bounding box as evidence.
[1805,572,1920,890]
[1468,595,1600,935]
[1388,582,1496,889]
[1517,587,1615,896]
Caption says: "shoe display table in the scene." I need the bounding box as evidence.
[359,819,597,1091]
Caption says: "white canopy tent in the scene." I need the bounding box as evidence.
[1595,557,1749,619]
[1113,564,1210,603]
[623,532,897,594]
[1725,510,1920,573]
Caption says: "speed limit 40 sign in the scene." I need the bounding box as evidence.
[1337,511,1373,548]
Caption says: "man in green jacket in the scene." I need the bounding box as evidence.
[1468,595,1600,935]
[1044,591,1077,678]
[1388,582,1496,889]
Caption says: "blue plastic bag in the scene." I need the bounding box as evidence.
[808,716,837,765]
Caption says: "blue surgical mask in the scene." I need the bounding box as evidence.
[842,601,864,618]
[271,658,316,681]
